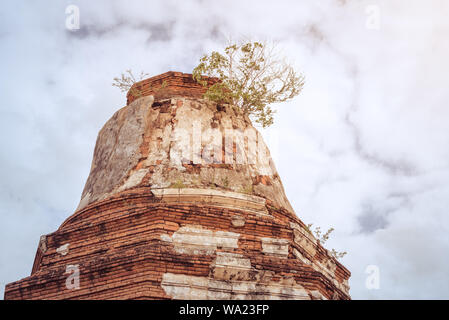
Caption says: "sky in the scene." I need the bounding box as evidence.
[1,0,448,299]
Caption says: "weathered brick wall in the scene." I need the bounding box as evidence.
[4,72,351,300]
[5,187,350,300]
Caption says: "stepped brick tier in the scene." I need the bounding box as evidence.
[126,71,219,105]
[4,72,350,300]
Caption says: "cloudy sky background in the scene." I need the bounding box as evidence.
[1,0,448,299]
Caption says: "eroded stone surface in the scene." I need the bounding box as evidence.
[231,215,246,227]
[152,188,269,216]
[5,73,351,301]
[161,251,311,300]
[56,244,70,256]
[78,96,155,210]
[77,96,294,213]
[290,222,317,257]
[160,225,240,255]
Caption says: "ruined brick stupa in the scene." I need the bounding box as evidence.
[4,72,350,300]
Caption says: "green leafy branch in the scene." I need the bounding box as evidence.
[192,41,305,127]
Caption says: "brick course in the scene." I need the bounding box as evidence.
[5,187,350,300]
[126,71,218,105]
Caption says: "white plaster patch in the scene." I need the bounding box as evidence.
[214,252,252,269]
[39,235,47,253]
[310,290,327,300]
[152,188,269,216]
[292,231,316,257]
[293,248,311,265]
[56,243,70,256]
[314,259,337,279]
[211,252,253,282]
[261,237,289,257]
[231,215,246,227]
[289,222,317,244]
[161,232,315,299]
[160,225,240,255]
[76,192,91,212]
[289,222,318,258]
[161,273,231,300]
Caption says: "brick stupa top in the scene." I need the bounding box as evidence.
[126,71,218,105]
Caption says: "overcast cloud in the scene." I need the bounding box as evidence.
[1,0,448,299]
